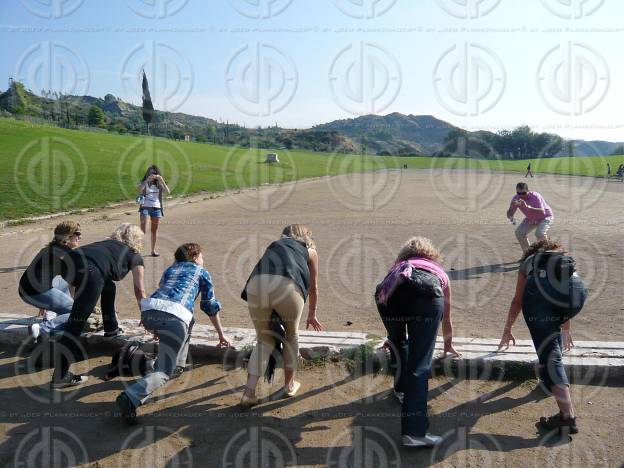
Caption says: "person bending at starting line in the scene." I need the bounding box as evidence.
[117,242,228,424]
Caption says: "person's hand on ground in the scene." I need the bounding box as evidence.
[443,341,462,358]
[306,316,323,331]
[497,329,515,351]
[217,336,230,348]
[562,329,574,352]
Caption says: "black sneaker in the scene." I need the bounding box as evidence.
[171,366,185,379]
[104,328,124,338]
[116,393,138,425]
[51,373,88,389]
[539,412,578,435]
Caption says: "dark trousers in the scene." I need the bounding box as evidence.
[381,295,444,437]
[54,264,119,379]
[522,276,587,389]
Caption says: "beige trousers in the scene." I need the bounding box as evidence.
[515,217,552,252]
[246,274,305,377]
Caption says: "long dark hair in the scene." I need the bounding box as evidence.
[141,165,161,182]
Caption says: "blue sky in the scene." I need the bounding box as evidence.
[2,0,624,141]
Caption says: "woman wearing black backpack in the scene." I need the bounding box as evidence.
[498,239,587,435]
[375,237,460,448]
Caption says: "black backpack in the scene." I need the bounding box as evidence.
[530,251,576,282]
[104,341,155,381]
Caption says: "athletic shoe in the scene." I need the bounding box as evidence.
[539,412,578,435]
[104,328,124,338]
[402,434,443,448]
[51,373,88,389]
[28,323,41,342]
[43,311,57,321]
[171,366,185,379]
[393,390,404,404]
[116,393,138,425]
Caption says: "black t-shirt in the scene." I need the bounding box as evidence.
[242,237,310,301]
[19,243,73,296]
[69,239,143,281]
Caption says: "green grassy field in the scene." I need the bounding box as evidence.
[0,117,621,220]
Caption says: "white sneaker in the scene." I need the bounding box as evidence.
[29,323,40,341]
[402,434,443,448]
[393,390,404,404]
[43,311,57,321]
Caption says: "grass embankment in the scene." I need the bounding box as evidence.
[1,117,620,220]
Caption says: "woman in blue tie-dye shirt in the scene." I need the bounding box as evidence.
[116,242,228,424]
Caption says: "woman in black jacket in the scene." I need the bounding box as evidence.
[52,223,147,388]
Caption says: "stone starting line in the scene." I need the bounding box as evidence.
[1,313,622,381]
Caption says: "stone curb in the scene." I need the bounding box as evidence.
[1,313,622,382]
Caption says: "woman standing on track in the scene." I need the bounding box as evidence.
[375,236,460,448]
[498,239,587,435]
[239,224,322,407]
[137,165,170,257]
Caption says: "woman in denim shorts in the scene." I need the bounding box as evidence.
[137,165,170,257]
[498,239,587,435]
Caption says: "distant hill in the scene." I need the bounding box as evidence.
[313,113,457,155]
[1,80,622,158]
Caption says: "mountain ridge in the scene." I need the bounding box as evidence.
[1,81,622,157]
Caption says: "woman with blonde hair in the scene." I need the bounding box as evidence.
[375,236,459,448]
[239,224,322,406]
[19,221,82,340]
[52,223,147,388]
[498,239,587,434]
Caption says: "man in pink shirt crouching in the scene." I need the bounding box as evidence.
[506,182,554,253]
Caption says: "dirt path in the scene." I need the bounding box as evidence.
[0,345,622,467]
[1,169,623,342]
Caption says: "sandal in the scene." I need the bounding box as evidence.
[283,381,301,398]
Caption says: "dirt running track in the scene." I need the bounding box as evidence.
[1,169,623,342]
[0,347,622,467]
[1,169,623,467]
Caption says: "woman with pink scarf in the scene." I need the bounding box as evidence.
[375,236,459,448]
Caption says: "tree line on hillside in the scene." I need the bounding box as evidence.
[440,127,567,160]
[0,79,595,159]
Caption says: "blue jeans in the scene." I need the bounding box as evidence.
[21,279,74,337]
[381,295,444,437]
[20,285,73,316]
[523,275,587,388]
[124,310,192,407]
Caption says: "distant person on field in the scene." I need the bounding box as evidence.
[19,221,82,341]
[116,242,228,425]
[239,224,322,407]
[525,162,534,178]
[507,182,553,254]
[498,239,587,435]
[607,163,611,177]
[617,164,624,179]
[52,223,146,388]
[375,236,460,448]
[138,165,170,257]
